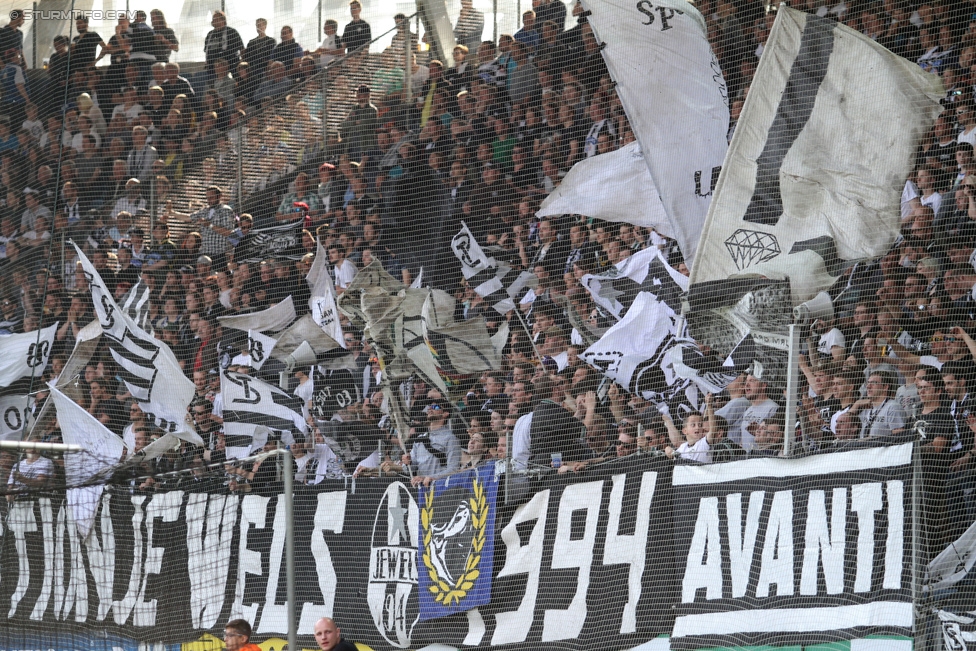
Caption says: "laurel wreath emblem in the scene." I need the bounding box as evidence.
[421,475,489,606]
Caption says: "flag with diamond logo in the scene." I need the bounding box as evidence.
[689,6,942,310]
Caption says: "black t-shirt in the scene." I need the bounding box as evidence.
[342,19,372,54]
[153,26,178,61]
[71,31,102,69]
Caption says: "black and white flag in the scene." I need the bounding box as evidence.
[672,442,913,649]
[306,235,346,347]
[0,394,31,441]
[236,221,305,264]
[581,246,687,320]
[689,6,943,309]
[296,367,362,422]
[582,292,681,402]
[221,369,307,459]
[0,324,57,393]
[74,243,200,444]
[581,0,728,267]
[246,329,277,370]
[120,280,152,332]
[451,223,535,314]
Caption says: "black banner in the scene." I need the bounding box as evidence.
[0,455,674,650]
[671,442,914,650]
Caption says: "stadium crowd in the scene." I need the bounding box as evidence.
[1,0,976,549]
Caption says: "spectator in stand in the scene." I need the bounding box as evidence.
[515,11,541,53]
[243,18,275,80]
[272,25,303,71]
[71,16,106,72]
[0,49,28,128]
[340,85,378,164]
[150,10,179,62]
[312,19,345,68]
[204,11,244,84]
[127,126,157,182]
[342,1,372,55]
[255,61,293,102]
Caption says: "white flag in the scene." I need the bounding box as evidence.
[581,0,729,266]
[221,369,307,459]
[689,6,943,307]
[0,394,30,441]
[74,243,200,445]
[50,385,125,538]
[246,330,278,370]
[306,235,346,347]
[581,246,688,319]
[451,223,534,314]
[581,292,680,401]
[218,295,297,333]
[537,142,668,230]
[0,324,57,389]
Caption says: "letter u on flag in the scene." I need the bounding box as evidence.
[689,7,943,309]
[581,0,729,267]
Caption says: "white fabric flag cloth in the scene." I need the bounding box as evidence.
[221,369,307,460]
[581,0,729,267]
[451,223,535,314]
[0,324,57,389]
[689,6,943,308]
[581,292,681,401]
[0,394,30,441]
[218,295,296,333]
[246,330,278,370]
[74,244,200,445]
[537,142,669,229]
[581,246,688,320]
[50,385,125,539]
[306,235,346,347]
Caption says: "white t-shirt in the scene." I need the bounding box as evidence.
[334,259,358,290]
[739,399,779,451]
[676,437,711,463]
[512,411,534,470]
[817,327,846,357]
[8,456,54,489]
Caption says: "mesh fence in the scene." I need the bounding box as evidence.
[0,0,972,650]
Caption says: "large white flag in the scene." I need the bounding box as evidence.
[221,369,307,459]
[537,142,668,229]
[306,235,346,347]
[218,295,296,333]
[50,385,125,538]
[0,324,57,390]
[581,0,728,267]
[74,244,200,445]
[689,7,943,308]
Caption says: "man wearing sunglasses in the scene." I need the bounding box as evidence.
[404,399,461,487]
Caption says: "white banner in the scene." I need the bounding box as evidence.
[581,0,728,266]
[689,7,943,306]
[0,394,30,441]
[221,369,306,459]
[537,142,669,230]
[74,244,200,444]
[0,324,57,390]
[50,385,125,538]
[307,235,346,347]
